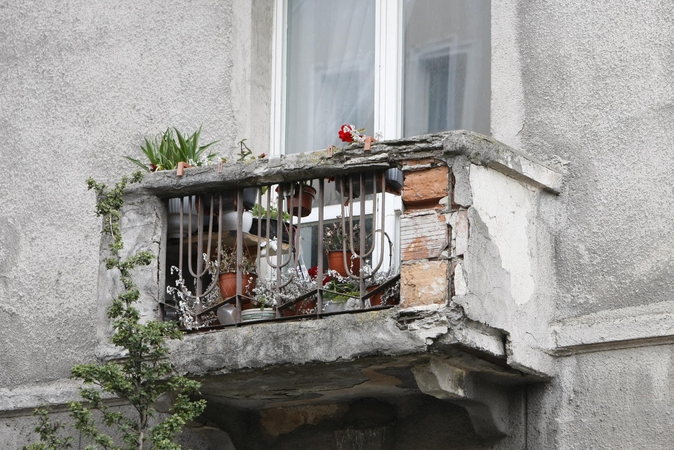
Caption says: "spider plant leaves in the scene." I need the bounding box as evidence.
[123,126,218,172]
[123,155,152,172]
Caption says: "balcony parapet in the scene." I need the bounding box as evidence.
[126,130,561,198]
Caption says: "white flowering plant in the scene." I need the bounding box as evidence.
[166,266,220,330]
[253,268,316,309]
[322,270,360,304]
[206,246,256,275]
[323,222,361,252]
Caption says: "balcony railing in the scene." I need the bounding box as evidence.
[162,168,403,330]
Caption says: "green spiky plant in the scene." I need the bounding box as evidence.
[24,171,206,450]
[125,126,218,172]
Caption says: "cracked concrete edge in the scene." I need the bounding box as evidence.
[3,307,548,415]
[166,305,551,380]
[167,309,428,377]
[441,131,563,194]
[121,131,562,198]
[0,379,120,418]
[444,318,507,360]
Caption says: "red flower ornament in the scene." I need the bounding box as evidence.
[339,124,355,143]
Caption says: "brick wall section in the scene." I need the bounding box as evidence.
[402,165,450,210]
[399,159,454,308]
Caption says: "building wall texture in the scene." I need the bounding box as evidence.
[1,0,673,448]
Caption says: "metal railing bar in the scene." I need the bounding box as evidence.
[317,177,325,316]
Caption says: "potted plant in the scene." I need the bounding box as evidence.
[361,265,397,307]
[285,182,316,217]
[250,203,293,243]
[125,127,219,238]
[322,277,360,313]
[323,222,361,277]
[124,126,218,172]
[240,293,276,322]
[255,269,318,317]
[244,279,277,322]
[208,246,257,308]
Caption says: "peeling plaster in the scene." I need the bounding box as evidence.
[469,165,535,305]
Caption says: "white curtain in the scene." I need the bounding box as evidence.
[286,0,376,154]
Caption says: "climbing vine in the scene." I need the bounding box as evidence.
[25,171,206,450]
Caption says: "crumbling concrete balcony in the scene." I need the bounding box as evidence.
[109,131,562,440]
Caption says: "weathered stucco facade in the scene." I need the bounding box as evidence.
[1,1,674,449]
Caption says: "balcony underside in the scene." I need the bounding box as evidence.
[170,307,548,438]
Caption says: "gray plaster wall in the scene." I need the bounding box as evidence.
[3,0,674,448]
[491,1,674,447]
[492,0,674,319]
[0,0,270,389]
[526,345,674,449]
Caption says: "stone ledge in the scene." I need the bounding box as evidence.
[551,300,674,355]
[0,380,121,418]
[168,306,550,381]
[122,131,562,198]
[442,131,563,193]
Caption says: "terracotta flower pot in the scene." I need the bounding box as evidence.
[218,272,257,309]
[327,250,360,277]
[281,298,318,317]
[285,184,316,217]
[298,297,318,315]
[367,285,383,306]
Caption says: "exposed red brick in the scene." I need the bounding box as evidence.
[401,213,448,261]
[400,261,448,308]
[402,166,449,210]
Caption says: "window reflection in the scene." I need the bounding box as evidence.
[403,0,490,136]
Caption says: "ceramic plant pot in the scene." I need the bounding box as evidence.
[327,250,360,277]
[241,309,276,322]
[218,272,257,306]
[167,196,197,239]
[220,210,253,232]
[285,184,316,217]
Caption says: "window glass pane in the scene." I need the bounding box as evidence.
[403,0,490,136]
[286,0,375,154]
